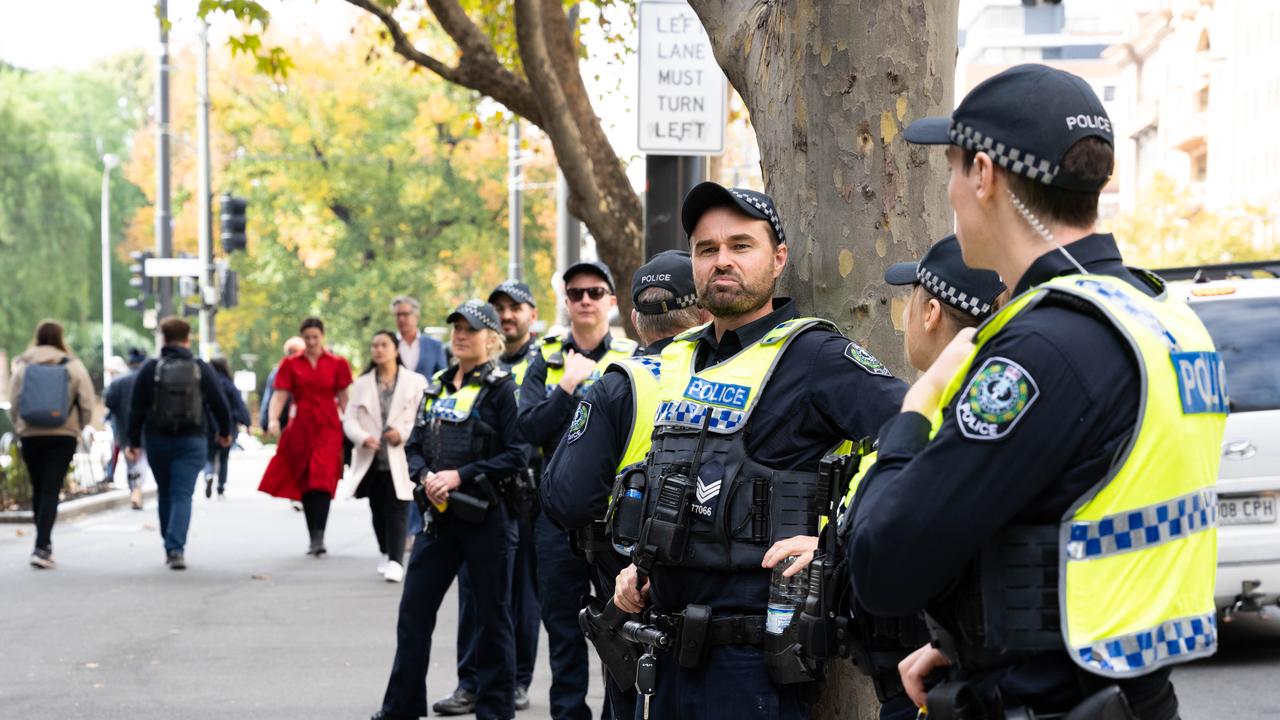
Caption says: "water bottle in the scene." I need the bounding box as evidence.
[766,556,810,635]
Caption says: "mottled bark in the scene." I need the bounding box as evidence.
[689,1,960,718]
[691,0,958,380]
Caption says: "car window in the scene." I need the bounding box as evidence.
[1190,297,1280,413]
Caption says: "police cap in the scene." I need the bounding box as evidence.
[681,181,785,244]
[885,235,1006,319]
[446,300,503,333]
[903,64,1113,192]
[563,260,616,293]
[632,250,697,315]
[488,280,537,308]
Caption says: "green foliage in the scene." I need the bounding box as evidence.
[0,57,151,375]
[1106,173,1280,269]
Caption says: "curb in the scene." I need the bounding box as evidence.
[0,486,158,524]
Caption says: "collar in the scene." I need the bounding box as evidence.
[694,298,799,353]
[1014,233,1126,296]
[161,345,195,359]
[501,337,536,365]
[447,361,494,392]
[563,329,613,358]
[642,336,675,356]
[398,329,420,344]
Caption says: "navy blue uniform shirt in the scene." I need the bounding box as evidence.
[406,363,528,485]
[647,298,907,612]
[127,346,232,446]
[499,337,537,371]
[541,337,674,532]
[846,234,1175,717]
[518,331,634,459]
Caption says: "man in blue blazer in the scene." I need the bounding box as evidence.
[392,295,447,379]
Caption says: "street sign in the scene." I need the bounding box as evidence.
[637,0,726,156]
[144,257,203,278]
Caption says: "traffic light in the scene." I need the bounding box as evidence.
[125,250,153,313]
[220,194,248,252]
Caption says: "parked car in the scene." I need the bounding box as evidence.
[1173,273,1280,618]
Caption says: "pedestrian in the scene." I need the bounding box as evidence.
[394,296,447,540]
[435,281,542,716]
[610,182,906,719]
[393,295,448,379]
[847,64,1228,720]
[259,336,304,431]
[542,250,708,718]
[125,317,232,570]
[8,319,97,569]
[104,347,150,509]
[203,358,251,499]
[259,317,353,556]
[372,300,528,720]
[343,330,428,583]
[518,260,638,720]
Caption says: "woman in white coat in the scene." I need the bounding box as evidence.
[344,330,428,582]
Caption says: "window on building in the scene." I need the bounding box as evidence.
[1103,85,1117,102]
[1198,85,1210,113]
[1191,149,1209,183]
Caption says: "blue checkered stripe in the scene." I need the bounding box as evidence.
[655,399,745,433]
[1066,489,1217,561]
[631,356,662,378]
[425,403,469,423]
[1076,613,1216,674]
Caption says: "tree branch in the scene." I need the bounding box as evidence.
[343,0,545,126]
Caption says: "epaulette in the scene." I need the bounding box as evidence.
[610,337,640,354]
[483,364,511,386]
[674,321,712,342]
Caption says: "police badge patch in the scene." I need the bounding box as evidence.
[566,401,592,445]
[844,341,892,376]
[956,357,1039,441]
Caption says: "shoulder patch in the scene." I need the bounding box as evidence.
[843,341,892,377]
[566,401,592,445]
[956,357,1040,441]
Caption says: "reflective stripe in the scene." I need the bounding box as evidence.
[1075,613,1217,674]
[1066,489,1218,561]
[655,399,746,432]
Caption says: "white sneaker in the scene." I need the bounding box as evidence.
[377,554,389,575]
[383,561,404,583]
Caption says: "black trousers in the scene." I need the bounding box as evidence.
[301,490,330,535]
[20,435,76,552]
[361,468,407,564]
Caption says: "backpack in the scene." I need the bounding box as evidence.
[18,357,72,428]
[152,357,204,434]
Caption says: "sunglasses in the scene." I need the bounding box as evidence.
[567,287,611,302]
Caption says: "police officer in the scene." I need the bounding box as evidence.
[541,250,709,718]
[846,64,1228,720]
[519,260,639,720]
[612,182,906,719]
[373,300,528,720]
[437,281,542,716]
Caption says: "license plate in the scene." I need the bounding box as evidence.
[1218,494,1278,526]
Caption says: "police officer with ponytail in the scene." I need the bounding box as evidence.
[611,183,906,719]
[541,250,709,718]
[373,300,528,720]
[846,64,1228,720]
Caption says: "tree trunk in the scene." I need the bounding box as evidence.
[691,0,958,379]
[690,1,960,717]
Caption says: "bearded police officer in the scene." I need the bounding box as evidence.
[846,64,1228,720]
[612,182,906,719]
[436,281,542,716]
[541,250,709,718]
[374,301,528,720]
[519,260,639,720]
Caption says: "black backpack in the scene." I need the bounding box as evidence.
[152,357,204,434]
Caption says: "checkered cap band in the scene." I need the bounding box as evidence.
[917,265,993,318]
[655,399,745,433]
[728,189,785,244]
[1066,489,1217,561]
[457,300,501,333]
[493,282,535,306]
[1076,613,1216,674]
[949,121,1060,187]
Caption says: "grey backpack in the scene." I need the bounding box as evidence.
[18,358,73,428]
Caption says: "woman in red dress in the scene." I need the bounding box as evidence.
[260,317,353,556]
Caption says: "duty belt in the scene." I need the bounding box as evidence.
[647,609,767,647]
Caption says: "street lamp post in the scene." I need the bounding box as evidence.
[101,152,119,366]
